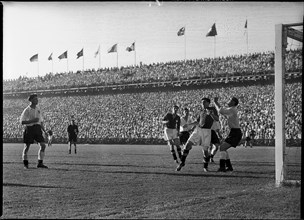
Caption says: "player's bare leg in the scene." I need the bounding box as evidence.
[37,142,48,168]
[217,142,232,172]
[169,140,178,163]
[22,143,31,169]
[202,145,210,172]
[210,143,219,163]
[176,141,193,171]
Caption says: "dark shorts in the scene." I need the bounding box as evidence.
[225,128,243,147]
[23,124,45,144]
[180,131,190,145]
[69,135,77,143]
[211,130,220,145]
[245,136,251,141]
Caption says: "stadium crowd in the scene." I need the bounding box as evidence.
[3,49,302,92]
[3,81,302,144]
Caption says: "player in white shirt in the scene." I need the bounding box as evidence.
[179,108,195,146]
[214,97,243,172]
[20,94,48,169]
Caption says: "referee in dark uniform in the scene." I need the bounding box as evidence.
[20,94,48,169]
[67,118,79,154]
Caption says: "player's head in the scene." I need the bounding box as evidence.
[229,97,239,107]
[183,107,189,115]
[28,94,38,104]
[201,97,211,108]
[172,105,179,113]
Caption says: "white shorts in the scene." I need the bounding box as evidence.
[164,128,178,141]
[48,135,53,141]
[187,127,211,147]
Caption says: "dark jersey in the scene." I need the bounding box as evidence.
[68,124,79,136]
[47,130,53,136]
[250,130,256,138]
[197,106,218,129]
[163,113,181,130]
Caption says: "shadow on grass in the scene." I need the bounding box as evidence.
[47,165,270,179]
[3,182,74,189]
[4,161,276,178]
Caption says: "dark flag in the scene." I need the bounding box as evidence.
[58,51,68,60]
[177,27,185,36]
[108,44,117,53]
[30,54,38,62]
[126,42,135,52]
[206,23,217,37]
[94,46,100,58]
[48,53,53,61]
[77,48,83,59]
[245,19,247,29]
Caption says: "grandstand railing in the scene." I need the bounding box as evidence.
[3,72,301,98]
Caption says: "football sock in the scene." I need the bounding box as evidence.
[225,159,233,169]
[171,150,177,160]
[219,159,226,170]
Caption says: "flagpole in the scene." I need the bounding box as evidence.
[83,48,84,72]
[184,25,186,61]
[134,41,136,66]
[214,36,216,58]
[246,28,249,55]
[99,45,101,70]
[117,46,118,68]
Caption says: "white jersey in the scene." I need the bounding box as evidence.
[20,105,43,126]
[180,115,195,132]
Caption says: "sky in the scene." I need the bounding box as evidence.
[3,1,303,80]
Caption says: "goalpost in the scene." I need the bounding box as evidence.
[275,22,302,187]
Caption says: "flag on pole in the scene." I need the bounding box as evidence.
[126,42,135,52]
[30,54,38,62]
[48,53,53,61]
[177,27,185,36]
[76,48,83,59]
[94,45,100,58]
[206,23,217,37]
[108,44,117,53]
[58,51,68,60]
[244,19,248,35]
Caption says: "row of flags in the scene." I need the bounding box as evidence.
[30,20,248,62]
[29,42,136,62]
[177,20,248,37]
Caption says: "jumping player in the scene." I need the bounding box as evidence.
[162,105,182,163]
[176,98,218,172]
[213,97,243,172]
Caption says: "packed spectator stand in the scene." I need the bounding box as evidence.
[3,49,302,146]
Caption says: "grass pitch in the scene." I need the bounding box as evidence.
[2,143,301,219]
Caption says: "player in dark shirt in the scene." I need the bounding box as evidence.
[176,98,218,172]
[67,119,79,154]
[162,105,182,163]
